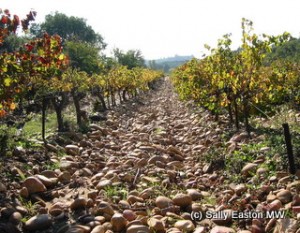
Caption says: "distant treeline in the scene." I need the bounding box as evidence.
[147,55,194,73]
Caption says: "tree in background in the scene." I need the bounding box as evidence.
[66,41,102,74]
[265,37,300,64]
[113,48,145,69]
[39,12,105,47]
[112,49,146,100]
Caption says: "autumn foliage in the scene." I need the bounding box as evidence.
[171,19,296,132]
[0,9,36,116]
[0,8,163,136]
[0,8,36,44]
[0,8,73,118]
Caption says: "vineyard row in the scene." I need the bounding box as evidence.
[171,18,299,133]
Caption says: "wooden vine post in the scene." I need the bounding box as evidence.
[282,123,296,175]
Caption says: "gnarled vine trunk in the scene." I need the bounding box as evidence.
[52,92,67,132]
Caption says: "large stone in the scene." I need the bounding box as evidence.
[35,175,54,187]
[96,179,112,190]
[9,211,22,225]
[40,170,58,178]
[127,195,144,204]
[229,132,248,143]
[148,155,166,165]
[211,209,233,225]
[58,171,72,184]
[19,187,29,198]
[111,213,127,232]
[147,217,165,233]
[22,176,47,194]
[268,199,283,211]
[97,201,115,216]
[123,209,136,221]
[194,226,206,233]
[241,163,258,177]
[91,225,106,233]
[210,226,235,233]
[155,196,173,209]
[60,160,77,171]
[126,224,150,233]
[66,225,91,233]
[49,207,63,217]
[139,188,155,200]
[287,181,300,191]
[24,214,52,231]
[234,184,247,196]
[174,220,195,233]
[276,189,292,204]
[65,144,80,156]
[45,143,58,152]
[70,198,87,211]
[187,189,202,201]
[172,193,192,208]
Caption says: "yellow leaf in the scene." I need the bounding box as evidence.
[4,77,12,86]
[58,54,65,60]
[9,103,16,110]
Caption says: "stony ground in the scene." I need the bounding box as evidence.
[0,78,300,233]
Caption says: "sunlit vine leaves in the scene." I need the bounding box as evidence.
[0,8,37,116]
[171,18,292,131]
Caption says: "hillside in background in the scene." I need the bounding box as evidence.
[146,37,300,75]
[147,55,194,73]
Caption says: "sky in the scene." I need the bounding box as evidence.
[1,0,300,60]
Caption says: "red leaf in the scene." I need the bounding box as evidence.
[38,57,47,64]
[25,43,34,52]
[0,109,6,117]
[1,16,8,24]
[13,15,20,25]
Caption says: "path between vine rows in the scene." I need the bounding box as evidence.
[0,78,300,233]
